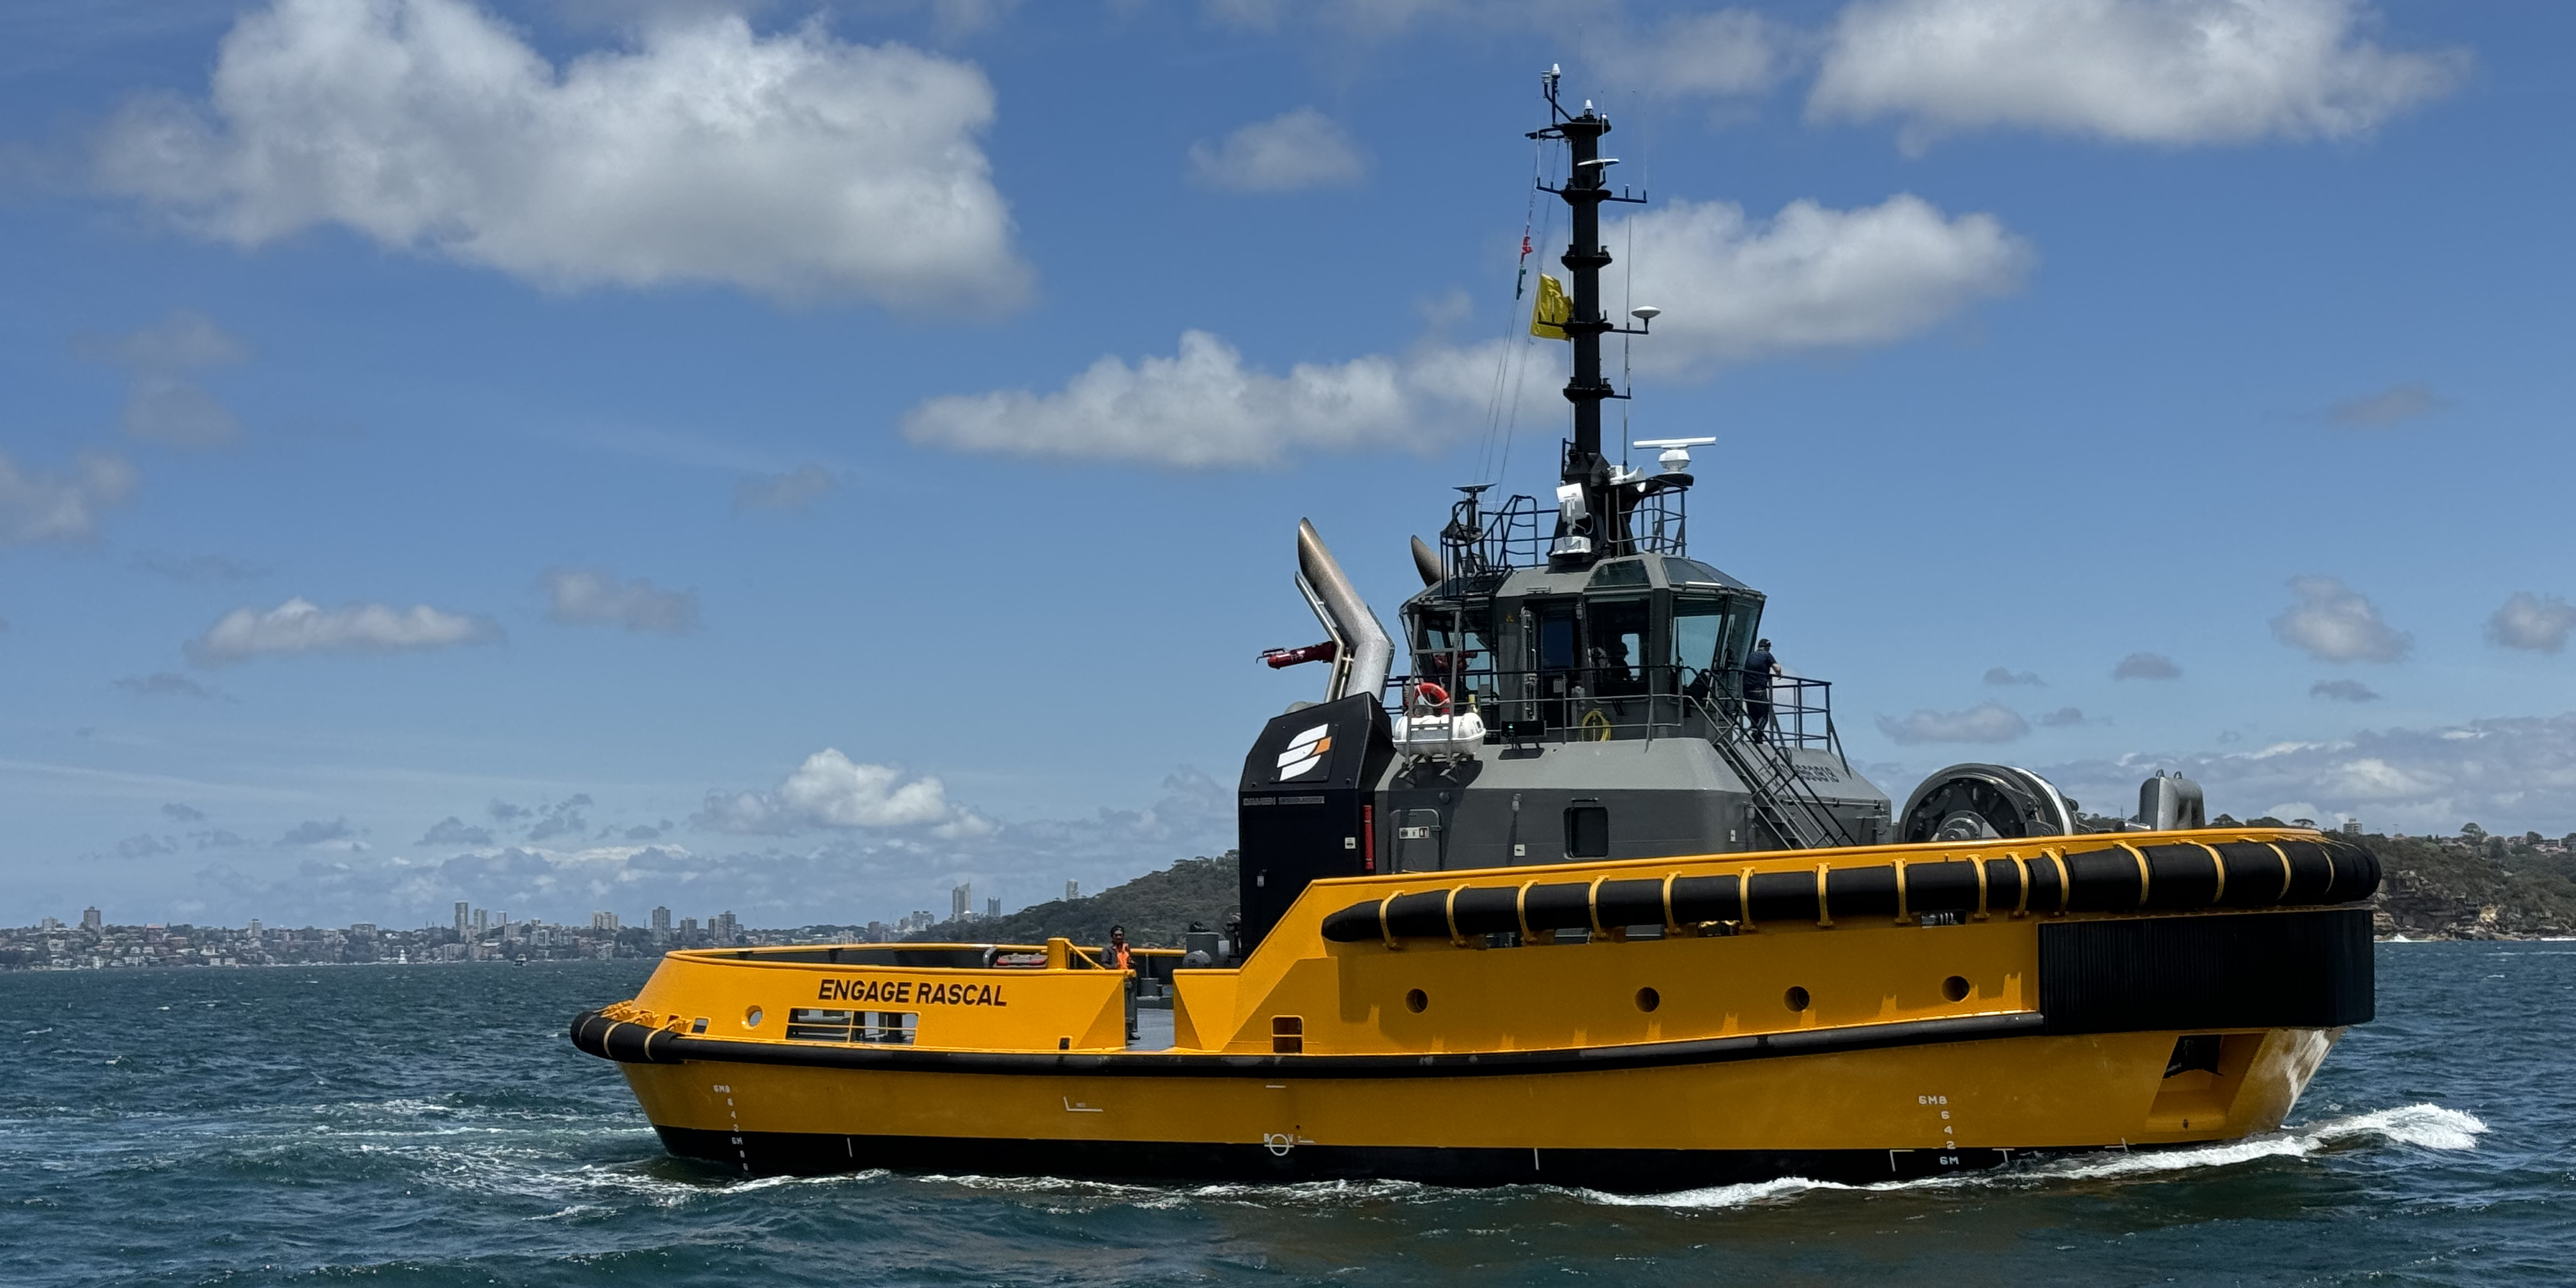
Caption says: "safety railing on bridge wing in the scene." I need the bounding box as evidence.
[1436,488,1692,575]
[1385,662,1840,755]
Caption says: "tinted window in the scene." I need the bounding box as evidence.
[1537,611,1578,671]
[1565,806,1609,858]
[1672,596,1725,672]
[1411,610,1495,694]
[1589,558,1648,588]
[1589,598,1649,695]
[1674,594,1762,693]
[1662,557,1745,588]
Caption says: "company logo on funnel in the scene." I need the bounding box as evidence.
[1275,724,1332,781]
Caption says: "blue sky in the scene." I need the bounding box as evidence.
[4,0,2571,929]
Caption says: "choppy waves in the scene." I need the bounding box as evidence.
[0,950,2565,1288]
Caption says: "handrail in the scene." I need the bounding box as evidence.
[1384,665,1858,850]
[1706,707,1856,850]
[1438,486,1691,573]
[1389,663,1835,751]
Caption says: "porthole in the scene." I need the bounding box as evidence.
[1404,988,1428,1014]
[743,1005,765,1029]
[1635,987,1661,1013]
[1784,986,1810,1013]
[1941,975,1970,1003]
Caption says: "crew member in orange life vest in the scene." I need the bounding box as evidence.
[1105,926,1138,1040]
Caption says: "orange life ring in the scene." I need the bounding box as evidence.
[1414,681,1451,714]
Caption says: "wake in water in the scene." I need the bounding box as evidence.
[1579,1103,2487,1209]
[606,1103,2488,1219]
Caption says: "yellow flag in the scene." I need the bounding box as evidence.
[1529,273,1571,341]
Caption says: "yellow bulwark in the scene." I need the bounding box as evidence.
[571,828,2372,1190]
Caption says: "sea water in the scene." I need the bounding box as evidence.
[0,942,2563,1287]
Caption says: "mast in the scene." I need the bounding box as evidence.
[1531,69,1649,568]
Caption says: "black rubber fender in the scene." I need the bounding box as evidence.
[1320,834,2382,944]
[567,1009,686,1064]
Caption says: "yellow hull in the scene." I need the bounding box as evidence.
[571,830,2374,1188]
[615,1026,2340,1187]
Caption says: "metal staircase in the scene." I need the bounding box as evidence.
[1709,718,1857,851]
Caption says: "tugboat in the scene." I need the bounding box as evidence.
[569,74,2379,1191]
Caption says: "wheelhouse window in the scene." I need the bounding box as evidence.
[1673,593,1761,704]
[1410,610,1495,701]
[1661,556,1745,589]
[1589,557,1649,589]
[1587,598,1650,696]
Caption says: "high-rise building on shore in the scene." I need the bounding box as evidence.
[591,911,620,931]
[952,883,972,922]
[453,902,470,939]
[1065,881,1079,901]
[82,907,102,932]
[651,906,671,939]
[987,897,999,919]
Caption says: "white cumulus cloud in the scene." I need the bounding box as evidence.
[1877,701,2030,745]
[2271,574,2409,663]
[695,749,985,836]
[187,597,502,665]
[1188,108,1366,192]
[1810,0,2469,150]
[1616,195,2032,378]
[2041,713,2576,835]
[0,451,137,550]
[541,568,699,635]
[2487,593,2576,654]
[95,0,1030,308]
[902,330,1500,469]
[904,190,2024,467]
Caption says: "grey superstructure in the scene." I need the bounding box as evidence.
[1230,72,2196,954]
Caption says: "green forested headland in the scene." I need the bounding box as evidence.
[2359,832,2576,938]
[905,852,1240,949]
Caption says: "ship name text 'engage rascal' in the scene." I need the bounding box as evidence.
[817,977,1010,1007]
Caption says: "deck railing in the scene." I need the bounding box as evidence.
[1438,486,1690,573]
[1389,662,1836,753]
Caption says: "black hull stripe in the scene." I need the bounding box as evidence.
[656,1126,2087,1191]
[582,1010,2045,1078]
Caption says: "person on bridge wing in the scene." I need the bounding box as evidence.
[1105,925,1138,1041]
[1742,639,1782,740]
